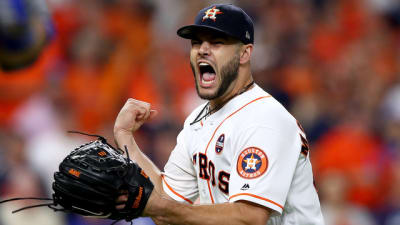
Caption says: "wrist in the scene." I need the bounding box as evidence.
[114,126,132,137]
[113,129,137,151]
[114,128,132,142]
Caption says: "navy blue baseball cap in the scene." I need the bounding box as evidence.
[177,4,254,44]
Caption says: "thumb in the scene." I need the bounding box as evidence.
[149,109,158,120]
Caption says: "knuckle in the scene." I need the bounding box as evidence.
[126,99,151,110]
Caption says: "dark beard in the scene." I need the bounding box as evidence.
[190,53,240,100]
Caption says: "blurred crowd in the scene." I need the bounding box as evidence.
[0,0,399,225]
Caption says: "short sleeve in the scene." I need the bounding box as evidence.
[228,121,301,214]
[163,129,199,204]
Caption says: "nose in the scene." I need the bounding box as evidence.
[198,41,211,56]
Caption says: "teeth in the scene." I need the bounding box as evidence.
[202,79,213,84]
[199,62,209,67]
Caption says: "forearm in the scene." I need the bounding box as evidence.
[114,131,163,193]
[144,192,270,225]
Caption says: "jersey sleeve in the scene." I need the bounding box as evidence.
[162,129,199,204]
[228,117,301,214]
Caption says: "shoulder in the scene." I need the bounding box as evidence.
[239,86,298,132]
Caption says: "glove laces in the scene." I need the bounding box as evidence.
[0,197,56,213]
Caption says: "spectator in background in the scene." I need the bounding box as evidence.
[319,170,377,225]
[311,122,384,209]
[0,131,65,225]
[375,84,400,225]
[0,0,57,127]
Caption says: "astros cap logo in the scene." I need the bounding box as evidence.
[202,6,223,21]
[237,147,268,179]
[177,4,254,44]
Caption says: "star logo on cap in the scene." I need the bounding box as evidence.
[202,6,223,22]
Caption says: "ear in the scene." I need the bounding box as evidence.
[239,44,253,64]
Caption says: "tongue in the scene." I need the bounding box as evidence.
[202,72,216,81]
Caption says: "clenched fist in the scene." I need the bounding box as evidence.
[114,99,158,136]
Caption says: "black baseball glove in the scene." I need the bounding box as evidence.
[0,132,154,224]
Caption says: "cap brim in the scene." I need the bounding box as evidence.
[177,24,234,40]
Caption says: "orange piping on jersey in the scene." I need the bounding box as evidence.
[162,175,193,204]
[207,179,215,203]
[204,95,271,203]
[229,193,283,209]
[204,96,271,155]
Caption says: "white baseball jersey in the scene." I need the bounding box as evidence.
[162,84,325,225]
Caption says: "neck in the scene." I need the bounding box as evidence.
[209,78,254,111]
[189,78,254,126]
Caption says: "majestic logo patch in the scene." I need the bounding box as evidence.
[203,6,223,21]
[241,183,250,190]
[237,147,268,179]
[215,134,225,154]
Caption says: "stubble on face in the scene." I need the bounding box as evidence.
[190,51,240,100]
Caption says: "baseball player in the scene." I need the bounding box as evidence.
[114,4,325,225]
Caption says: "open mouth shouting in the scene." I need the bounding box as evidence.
[198,62,217,88]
